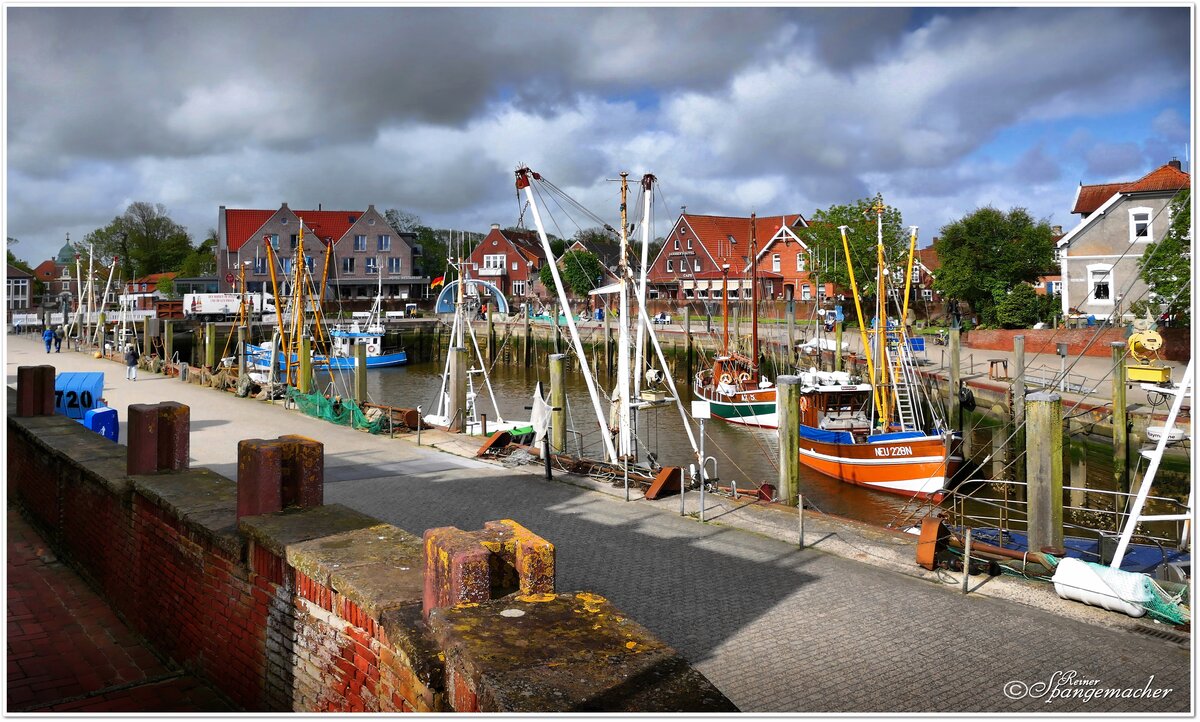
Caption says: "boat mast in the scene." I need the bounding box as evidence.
[617,172,632,458]
[722,264,729,356]
[838,225,883,421]
[749,213,759,377]
[875,199,890,429]
[516,166,619,464]
[633,174,655,399]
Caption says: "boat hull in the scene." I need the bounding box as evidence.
[246,344,407,370]
[694,389,777,428]
[796,428,957,498]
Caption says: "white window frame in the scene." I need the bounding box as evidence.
[687,238,693,250]
[1128,207,1153,243]
[772,253,781,273]
[693,259,701,272]
[911,268,921,284]
[483,254,505,270]
[673,239,680,250]
[377,234,392,252]
[354,235,367,251]
[796,254,804,272]
[512,280,526,296]
[801,284,812,301]
[365,257,379,275]
[511,261,518,271]
[387,257,402,274]
[1086,263,1114,305]
[253,258,268,276]
[922,289,933,302]
[342,257,355,274]
[666,260,674,272]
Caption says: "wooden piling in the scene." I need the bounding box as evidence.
[523,306,532,366]
[549,353,566,453]
[786,300,795,365]
[487,306,495,364]
[204,322,217,369]
[1111,341,1128,493]
[298,335,312,394]
[354,343,368,404]
[1026,392,1064,554]
[949,326,961,432]
[834,322,843,372]
[237,326,247,379]
[776,375,801,506]
[163,320,174,366]
[1013,335,1026,485]
[684,306,693,380]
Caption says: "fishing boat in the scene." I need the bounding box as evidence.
[793,200,960,498]
[692,214,778,428]
[423,257,531,435]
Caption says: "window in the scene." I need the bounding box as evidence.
[1088,264,1112,303]
[687,238,693,250]
[365,258,379,275]
[483,254,505,270]
[511,261,518,271]
[354,235,367,251]
[673,239,680,250]
[290,234,299,249]
[378,235,391,251]
[666,260,674,272]
[304,256,315,272]
[772,254,781,273]
[911,268,921,284]
[342,257,355,274]
[1129,207,1152,243]
[693,260,701,272]
[282,259,293,275]
[387,257,402,274]
[817,287,827,303]
[269,234,280,249]
[796,255,804,272]
[712,289,722,299]
[684,288,695,299]
[922,289,933,301]
[7,278,29,308]
[697,289,709,299]
[280,216,288,225]
[512,280,526,296]
[1053,246,1062,262]
[348,215,357,223]
[801,284,812,301]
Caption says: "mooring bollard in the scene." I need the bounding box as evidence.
[776,375,801,507]
[1026,392,1064,555]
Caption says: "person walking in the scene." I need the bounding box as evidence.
[42,326,54,353]
[53,325,64,353]
[124,344,139,381]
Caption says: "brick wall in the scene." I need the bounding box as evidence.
[7,395,732,713]
[962,327,1191,361]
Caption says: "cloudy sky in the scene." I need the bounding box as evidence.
[5,5,1193,266]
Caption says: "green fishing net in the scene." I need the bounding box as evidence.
[286,388,389,434]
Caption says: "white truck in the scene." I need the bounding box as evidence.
[182,292,277,321]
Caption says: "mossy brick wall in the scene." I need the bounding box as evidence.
[963,327,1190,361]
[7,398,733,713]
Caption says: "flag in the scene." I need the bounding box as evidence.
[431,275,445,289]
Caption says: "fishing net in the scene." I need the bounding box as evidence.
[286,388,389,434]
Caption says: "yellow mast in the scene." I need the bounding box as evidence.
[876,228,890,430]
[900,225,918,333]
[264,236,286,380]
[838,225,884,420]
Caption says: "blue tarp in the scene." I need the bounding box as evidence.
[799,425,854,445]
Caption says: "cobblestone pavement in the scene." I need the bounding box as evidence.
[7,506,232,713]
[7,334,1191,713]
[326,470,1190,713]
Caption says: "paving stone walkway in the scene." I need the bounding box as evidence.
[7,506,231,713]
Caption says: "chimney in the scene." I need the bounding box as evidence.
[318,203,322,211]
[1169,158,1182,171]
[1052,225,1063,235]
[491,223,501,230]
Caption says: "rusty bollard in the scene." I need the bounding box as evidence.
[422,520,555,618]
[127,402,191,475]
[16,365,55,417]
[237,435,324,519]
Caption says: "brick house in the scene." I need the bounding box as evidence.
[645,213,805,302]
[217,204,429,301]
[120,272,178,310]
[6,264,33,312]
[463,224,549,303]
[32,241,81,306]
[1057,160,1190,321]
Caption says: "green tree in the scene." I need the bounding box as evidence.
[804,195,908,299]
[539,250,604,297]
[179,228,217,277]
[933,206,1054,326]
[993,283,1042,328]
[156,275,177,299]
[84,202,193,280]
[1137,188,1191,325]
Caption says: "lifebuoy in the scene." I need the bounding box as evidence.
[367,344,377,354]
[739,372,752,383]
[719,373,733,384]
[799,397,809,413]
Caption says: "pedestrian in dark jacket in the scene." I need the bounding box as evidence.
[124,345,139,381]
[42,327,54,353]
[53,326,64,352]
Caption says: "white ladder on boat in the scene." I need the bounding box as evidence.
[1111,359,1193,568]
[886,337,919,432]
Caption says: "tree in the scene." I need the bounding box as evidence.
[993,283,1042,328]
[84,202,193,280]
[803,195,909,299]
[156,276,177,300]
[933,206,1054,326]
[384,209,422,234]
[1137,189,1191,325]
[179,228,218,277]
[539,250,604,298]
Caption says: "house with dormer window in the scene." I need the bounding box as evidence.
[217,204,429,301]
[463,224,549,302]
[645,213,804,301]
[1057,160,1190,322]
